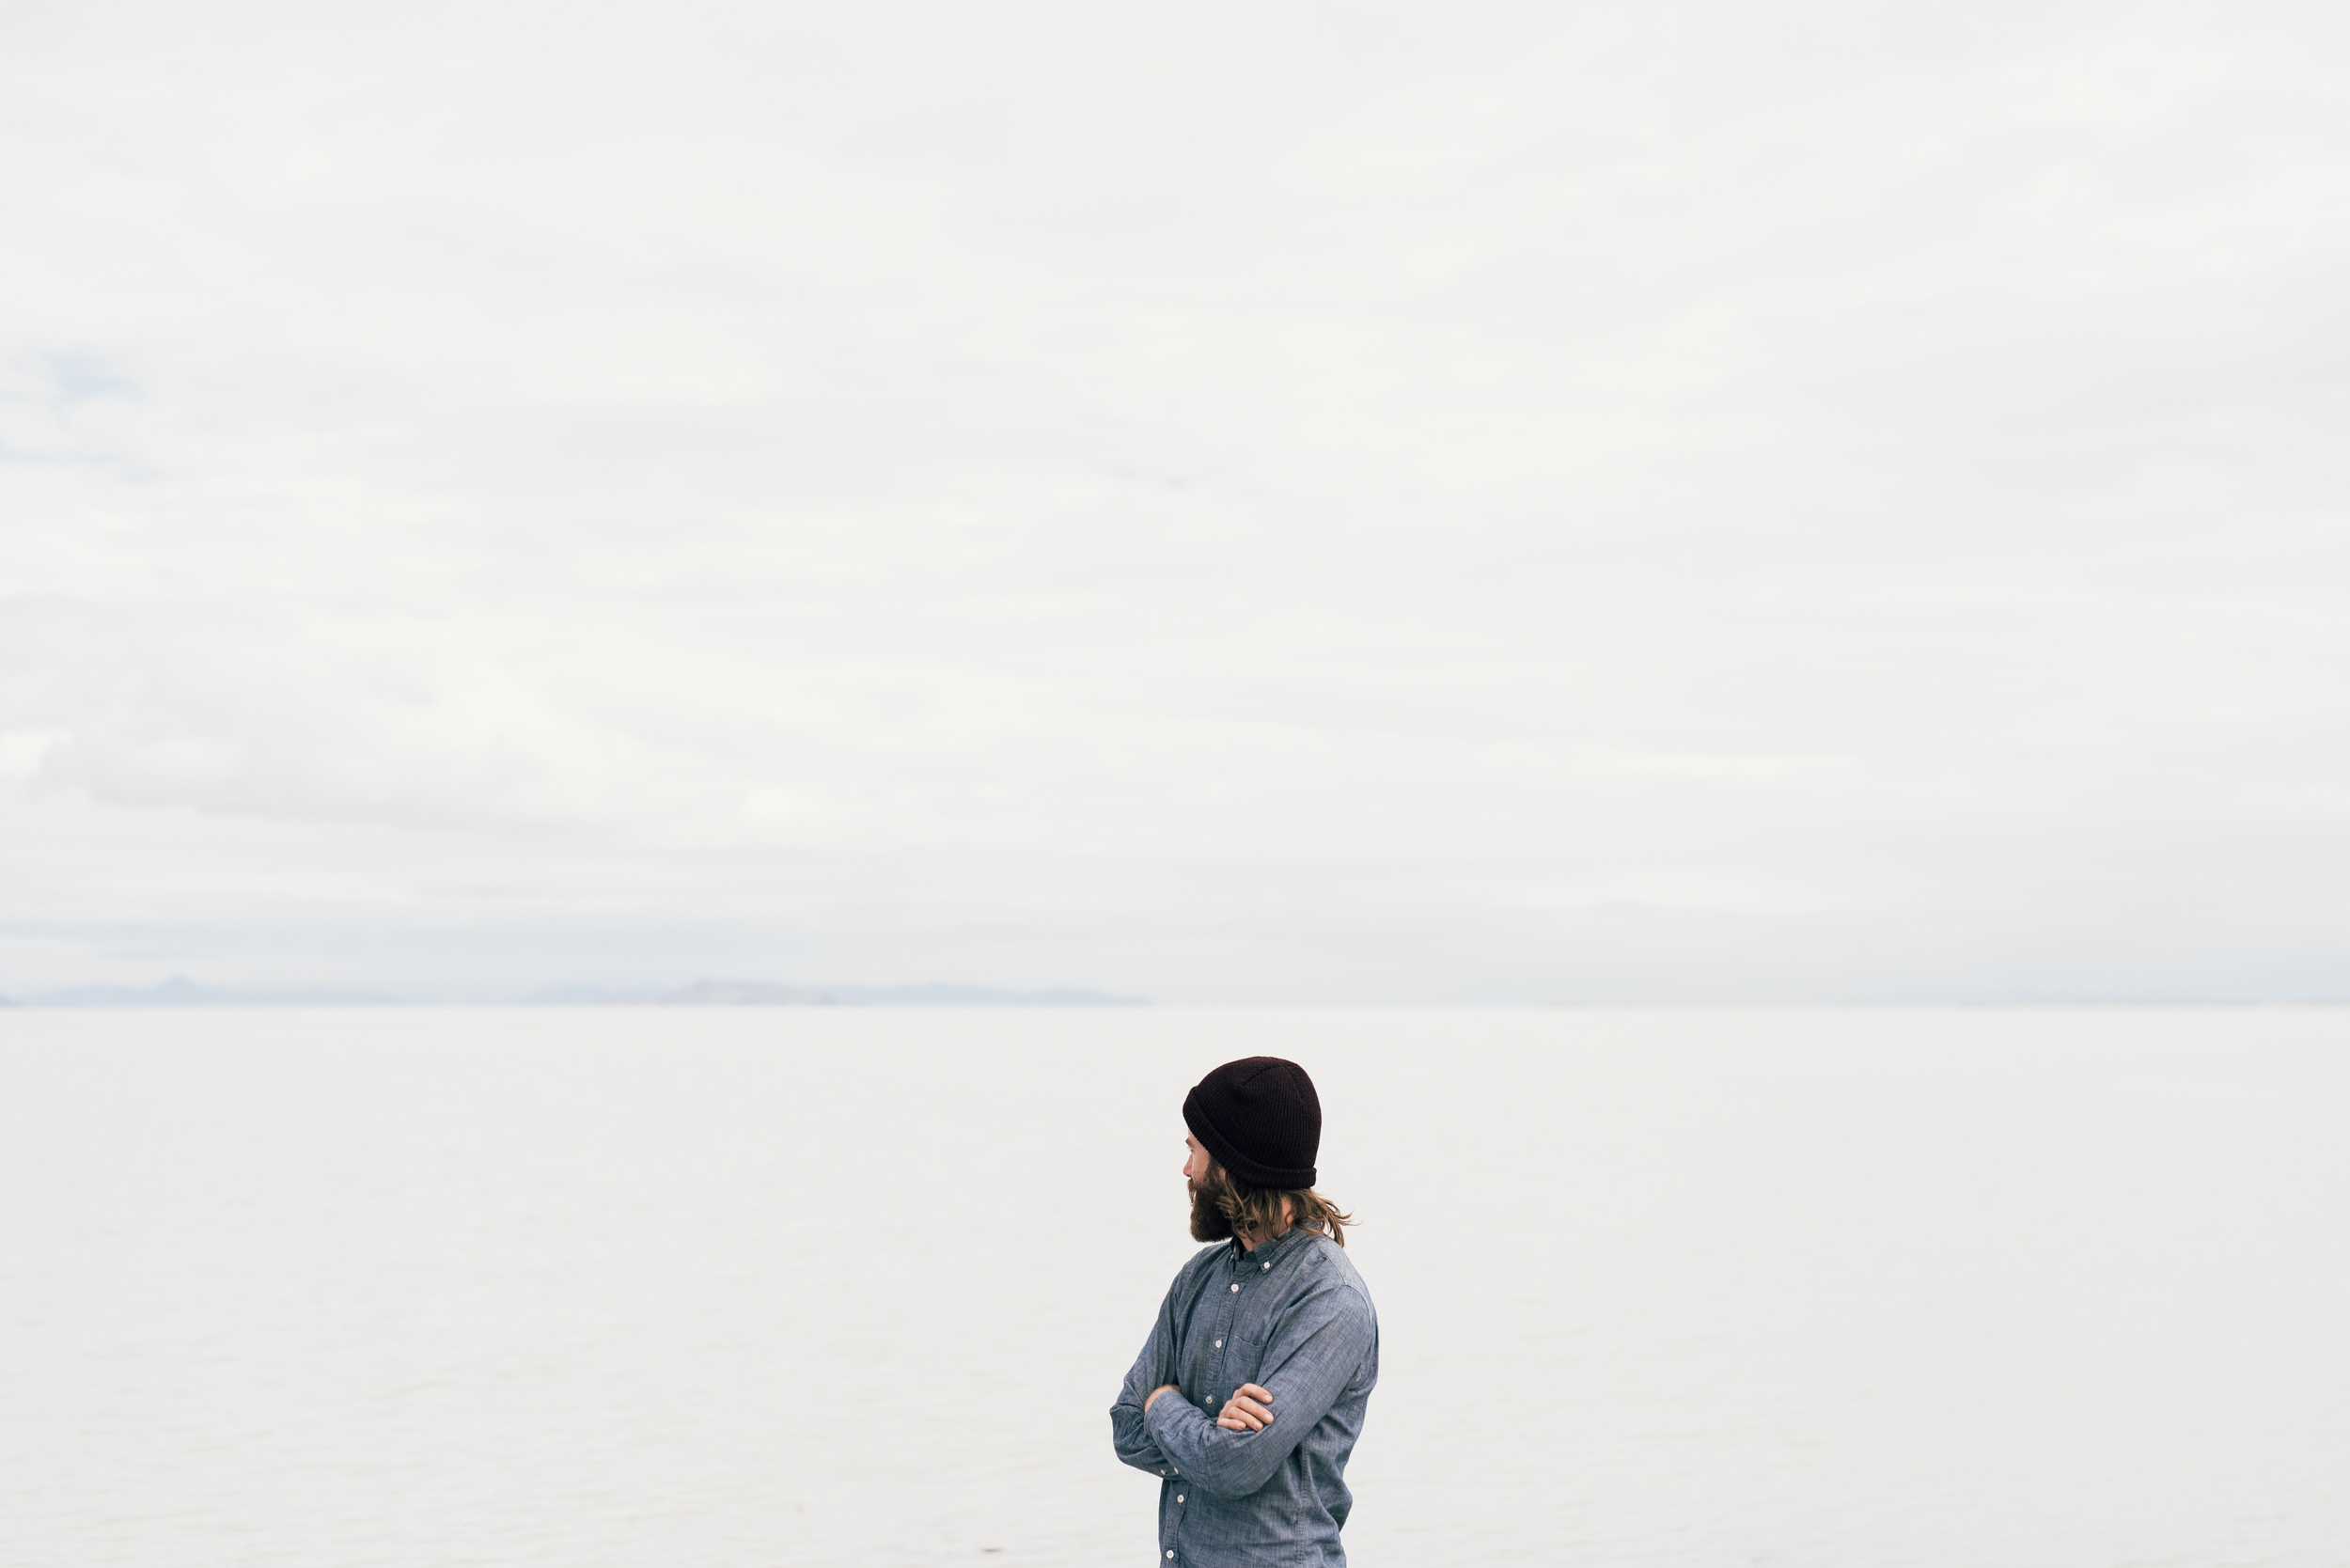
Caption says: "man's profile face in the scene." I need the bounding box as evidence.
[1182,1134,1213,1185]
[1184,1134,1234,1243]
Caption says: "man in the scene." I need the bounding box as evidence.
[1109,1057,1379,1567]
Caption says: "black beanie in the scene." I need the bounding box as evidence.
[1183,1057,1322,1191]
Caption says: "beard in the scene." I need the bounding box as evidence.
[1188,1174,1235,1243]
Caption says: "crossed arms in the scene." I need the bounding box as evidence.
[1109,1274,1374,1500]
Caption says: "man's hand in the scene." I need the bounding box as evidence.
[1216,1383,1275,1432]
[1144,1383,1180,1413]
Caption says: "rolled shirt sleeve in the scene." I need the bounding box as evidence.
[1109,1287,1182,1477]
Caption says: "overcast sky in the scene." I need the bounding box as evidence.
[3,0,2345,1001]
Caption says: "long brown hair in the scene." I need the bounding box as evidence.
[1200,1164,1356,1247]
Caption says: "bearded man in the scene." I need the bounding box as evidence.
[1109,1057,1380,1567]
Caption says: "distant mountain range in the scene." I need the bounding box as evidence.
[9,975,1144,1007]
[21,977,405,1007]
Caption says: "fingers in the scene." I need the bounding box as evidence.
[1215,1391,1277,1431]
[1237,1384,1273,1403]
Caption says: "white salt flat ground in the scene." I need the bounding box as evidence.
[4,1006,2347,1566]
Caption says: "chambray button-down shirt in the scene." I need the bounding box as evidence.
[1110,1225,1379,1566]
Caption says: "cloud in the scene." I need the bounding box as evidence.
[1,0,2345,998]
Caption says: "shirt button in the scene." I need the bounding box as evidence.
[1214,1339,1222,1348]
[1230,1283,1239,1293]
[1178,1494,1186,1502]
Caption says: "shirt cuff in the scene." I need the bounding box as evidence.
[1144,1384,1209,1454]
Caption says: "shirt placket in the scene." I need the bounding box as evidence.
[1165,1258,1237,1565]
[1208,1237,1293,1417]
[1164,1253,1241,1566]
[1206,1250,1242,1417]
